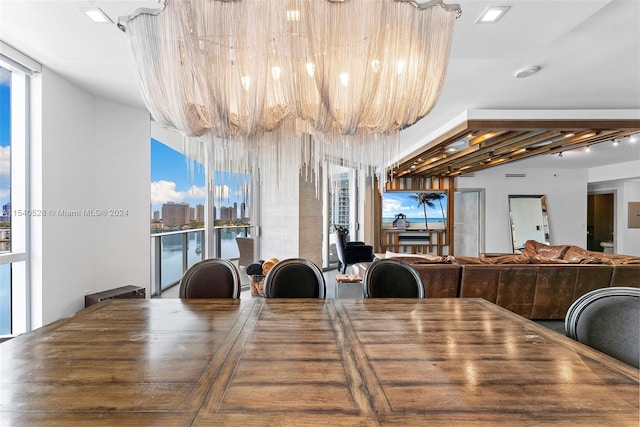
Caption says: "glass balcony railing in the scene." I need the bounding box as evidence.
[150,226,251,296]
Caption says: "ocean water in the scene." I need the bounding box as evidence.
[160,231,241,289]
[382,217,445,223]
[0,232,244,334]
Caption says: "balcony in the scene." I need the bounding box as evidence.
[150,226,251,297]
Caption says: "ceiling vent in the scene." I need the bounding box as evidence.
[505,173,525,178]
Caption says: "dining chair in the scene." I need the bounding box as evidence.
[179,258,241,299]
[565,286,640,368]
[263,258,326,298]
[235,237,254,269]
[363,258,424,298]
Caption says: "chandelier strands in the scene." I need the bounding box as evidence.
[119,0,460,194]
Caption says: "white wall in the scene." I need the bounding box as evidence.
[260,168,323,267]
[31,67,150,328]
[456,165,587,254]
[588,159,640,256]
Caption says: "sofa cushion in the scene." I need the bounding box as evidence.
[562,246,605,264]
[449,256,487,264]
[486,254,533,264]
[522,240,570,259]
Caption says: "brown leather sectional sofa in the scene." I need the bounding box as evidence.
[352,241,640,320]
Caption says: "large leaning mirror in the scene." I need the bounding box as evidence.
[508,195,550,252]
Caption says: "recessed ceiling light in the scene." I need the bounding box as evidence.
[475,6,510,24]
[80,7,113,24]
[514,65,541,78]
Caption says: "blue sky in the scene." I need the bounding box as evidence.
[150,138,250,218]
[0,66,10,212]
[0,63,248,220]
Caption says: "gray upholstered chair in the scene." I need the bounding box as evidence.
[565,287,640,368]
[263,258,326,298]
[363,258,424,298]
[235,237,254,269]
[179,258,241,299]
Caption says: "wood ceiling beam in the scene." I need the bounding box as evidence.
[391,119,640,180]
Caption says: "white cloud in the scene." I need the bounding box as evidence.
[183,184,207,200]
[151,180,183,204]
[214,184,230,200]
[0,146,9,178]
[382,198,403,217]
[151,180,238,209]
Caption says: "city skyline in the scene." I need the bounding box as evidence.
[150,138,251,219]
[153,200,249,223]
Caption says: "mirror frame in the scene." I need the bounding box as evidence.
[508,195,550,252]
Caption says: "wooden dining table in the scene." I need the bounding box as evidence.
[0,298,638,426]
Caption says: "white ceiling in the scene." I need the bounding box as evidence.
[1,0,639,170]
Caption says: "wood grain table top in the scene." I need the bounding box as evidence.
[1,298,638,426]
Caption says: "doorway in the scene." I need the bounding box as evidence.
[323,164,358,269]
[587,193,614,252]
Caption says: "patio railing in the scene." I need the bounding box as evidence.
[150,226,251,296]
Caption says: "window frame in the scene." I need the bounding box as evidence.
[0,43,39,335]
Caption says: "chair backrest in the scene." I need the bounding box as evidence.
[263,258,326,298]
[334,226,347,255]
[363,258,424,298]
[565,286,640,368]
[179,258,241,298]
[235,237,254,267]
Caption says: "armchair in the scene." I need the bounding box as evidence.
[334,225,374,273]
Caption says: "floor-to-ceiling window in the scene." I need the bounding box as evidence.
[0,54,31,336]
[150,137,252,294]
[323,164,358,269]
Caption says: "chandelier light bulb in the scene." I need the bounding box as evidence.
[286,9,300,21]
[271,66,281,81]
[306,62,315,78]
[339,72,349,87]
[241,76,251,91]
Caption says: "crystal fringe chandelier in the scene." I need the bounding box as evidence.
[119,0,461,195]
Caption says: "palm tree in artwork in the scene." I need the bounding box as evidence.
[410,192,435,230]
[428,192,446,227]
